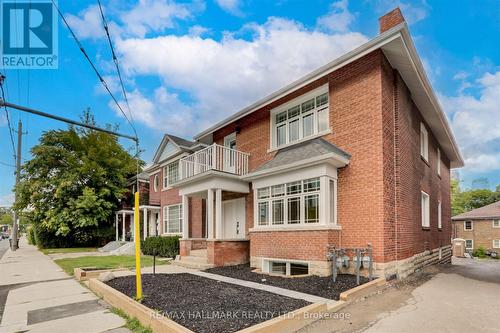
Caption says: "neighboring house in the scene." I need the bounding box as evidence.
[114,171,160,241]
[138,8,464,278]
[452,201,500,252]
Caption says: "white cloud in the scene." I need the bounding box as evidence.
[188,25,211,37]
[0,193,14,207]
[115,17,368,133]
[120,0,192,38]
[317,0,355,33]
[440,71,500,172]
[65,5,107,40]
[215,0,242,16]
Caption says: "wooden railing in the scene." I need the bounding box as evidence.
[180,143,250,180]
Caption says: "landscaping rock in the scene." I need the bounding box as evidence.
[98,271,115,282]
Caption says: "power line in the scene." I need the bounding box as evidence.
[0,75,17,162]
[50,0,137,139]
[97,0,134,128]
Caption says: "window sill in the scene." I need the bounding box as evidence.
[250,224,341,232]
[422,227,430,231]
[421,156,429,167]
[267,130,332,153]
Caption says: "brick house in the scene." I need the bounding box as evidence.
[452,201,500,252]
[139,8,464,278]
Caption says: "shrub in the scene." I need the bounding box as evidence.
[27,226,36,245]
[141,236,180,258]
[473,246,487,258]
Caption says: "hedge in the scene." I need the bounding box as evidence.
[141,236,180,258]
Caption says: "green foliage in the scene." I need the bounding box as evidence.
[472,247,487,258]
[141,236,180,258]
[15,110,141,248]
[54,255,168,275]
[0,213,12,225]
[111,308,153,333]
[451,179,500,216]
[27,226,36,245]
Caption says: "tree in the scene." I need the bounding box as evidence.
[15,110,141,247]
[451,180,500,216]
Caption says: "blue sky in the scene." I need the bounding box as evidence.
[1,0,499,205]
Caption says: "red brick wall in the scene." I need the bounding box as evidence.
[207,240,250,266]
[379,8,404,33]
[149,169,161,206]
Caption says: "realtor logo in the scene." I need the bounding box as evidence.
[1,0,58,69]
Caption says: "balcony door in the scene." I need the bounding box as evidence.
[223,132,237,173]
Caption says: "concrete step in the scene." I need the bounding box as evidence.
[179,255,209,264]
[190,249,208,258]
[98,241,127,253]
[171,256,214,270]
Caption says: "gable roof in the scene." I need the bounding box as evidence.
[452,201,500,220]
[193,23,463,168]
[151,133,195,164]
[254,138,350,173]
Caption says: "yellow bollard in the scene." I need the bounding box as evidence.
[134,191,142,300]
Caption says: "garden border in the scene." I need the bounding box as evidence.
[339,277,386,301]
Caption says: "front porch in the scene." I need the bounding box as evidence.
[114,205,161,242]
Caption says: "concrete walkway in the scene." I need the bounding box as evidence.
[0,238,127,333]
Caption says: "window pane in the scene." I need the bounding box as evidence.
[301,98,315,113]
[288,105,300,118]
[168,205,182,233]
[271,262,286,275]
[318,108,328,132]
[258,202,269,226]
[316,93,328,107]
[276,111,287,123]
[167,161,180,186]
[287,181,302,195]
[304,178,320,192]
[290,263,308,275]
[163,167,168,188]
[465,240,473,249]
[258,188,269,199]
[288,197,300,224]
[272,200,284,225]
[303,113,314,137]
[277,124,286,146]
[289,119,299,142]
[305,195,319,223]
[271,184,285,197]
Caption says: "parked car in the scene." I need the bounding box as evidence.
[1,232,9,239]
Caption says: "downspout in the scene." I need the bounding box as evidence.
[392,70,399,276]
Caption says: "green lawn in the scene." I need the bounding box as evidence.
[54,255,168,275]
[41,247,98,255]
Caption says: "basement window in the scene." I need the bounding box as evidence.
[266,260,309,276]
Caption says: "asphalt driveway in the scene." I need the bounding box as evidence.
[301,258,500,333]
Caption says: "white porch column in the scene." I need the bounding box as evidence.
[115,213,118,241]
[121,212,125,241]
[215,189,222,239]
[143,208,147,240]
[182,195,189,239]
[207,189,214,239]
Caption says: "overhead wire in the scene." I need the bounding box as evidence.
[0,77,17,163]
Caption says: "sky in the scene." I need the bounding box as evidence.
[0,0,499,206]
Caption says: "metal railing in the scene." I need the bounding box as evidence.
[180,143,250,180]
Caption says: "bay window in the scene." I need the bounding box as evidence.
[255,176,336,227]
[272,87,329,149]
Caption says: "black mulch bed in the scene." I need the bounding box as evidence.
[205,264,369,300]
[106,273,309,333]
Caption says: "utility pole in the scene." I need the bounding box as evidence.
[11,120,22,251]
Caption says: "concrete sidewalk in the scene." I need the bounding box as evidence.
[0,238,127,333]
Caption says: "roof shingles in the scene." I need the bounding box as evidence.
[452,201,500,220]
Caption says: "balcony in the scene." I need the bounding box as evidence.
[179,143,250,180]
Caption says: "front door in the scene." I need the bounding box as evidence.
[222,198,246,239]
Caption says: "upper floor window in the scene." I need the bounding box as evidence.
[437,200,442,229]
[464,220,473,231]
[272,87,329,149]
[493,220,500,228]
[163,161,180,189]
[153,174,159,192]
[437,148,441,176]
[421,191,430,228]
[420,123,429,161]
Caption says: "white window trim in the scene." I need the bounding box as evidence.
[163,204,183,235]
[437,200,442,229]
[163,160,180,190]
[465,239,473,250]
[437,147,441,176]
[464,220,473,231]
[153,174,159,192]
[262,258,310,276]
[493,220,500,228]
[254,176,337,229]
[493,240,500,249]
[421,191,430,228]
[269,85,330,150]
[420,123,429,161]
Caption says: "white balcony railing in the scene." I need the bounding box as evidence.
[180,143,250,180]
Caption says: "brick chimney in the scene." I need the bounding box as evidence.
[379,8,405,33]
